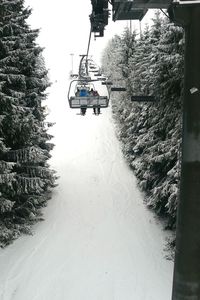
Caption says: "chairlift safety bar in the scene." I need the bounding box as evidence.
[69,96,109,108]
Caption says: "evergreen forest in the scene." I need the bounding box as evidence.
[0,0,56,247]
[0,3,184,249]
[101,12,184,238]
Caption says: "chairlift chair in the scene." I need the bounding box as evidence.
[68,79,109,115]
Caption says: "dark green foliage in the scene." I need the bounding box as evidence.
[0,0,56,247]
[102,12,184,230]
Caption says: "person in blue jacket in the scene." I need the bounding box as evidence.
[79,88,88,115]
[79,88,88,97]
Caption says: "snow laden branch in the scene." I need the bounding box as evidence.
[0,0,56,247]
[101,12,184,242]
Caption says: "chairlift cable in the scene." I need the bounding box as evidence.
[160,8,170,19]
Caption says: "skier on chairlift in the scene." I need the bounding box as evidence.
[91,89,100,115]
[93,90,99,96]
[79,88,88,116]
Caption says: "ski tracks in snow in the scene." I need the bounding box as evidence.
[0,84,173,300]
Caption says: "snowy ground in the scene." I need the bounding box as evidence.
[0,81,173,300]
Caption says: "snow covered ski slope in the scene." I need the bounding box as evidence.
[0,82,173,300]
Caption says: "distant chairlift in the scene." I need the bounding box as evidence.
[101,80,126,91]
[68,79,109,116]
[101,80,156,99]
[131,95,155,102]
[111,87,126,91]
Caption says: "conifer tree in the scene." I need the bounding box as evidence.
[120,27,137,80]
[101,12,184,231]
[101,34,123,81]
[0,0,56,247]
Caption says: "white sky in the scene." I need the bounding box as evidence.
[24,0,155,81]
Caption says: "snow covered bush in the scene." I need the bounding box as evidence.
[0,0,57,247]
[101,12,184,231]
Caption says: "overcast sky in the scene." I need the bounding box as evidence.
[24,0,155,81]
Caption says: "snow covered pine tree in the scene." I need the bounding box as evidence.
[0,0,56,247]
[101,12,184,234]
